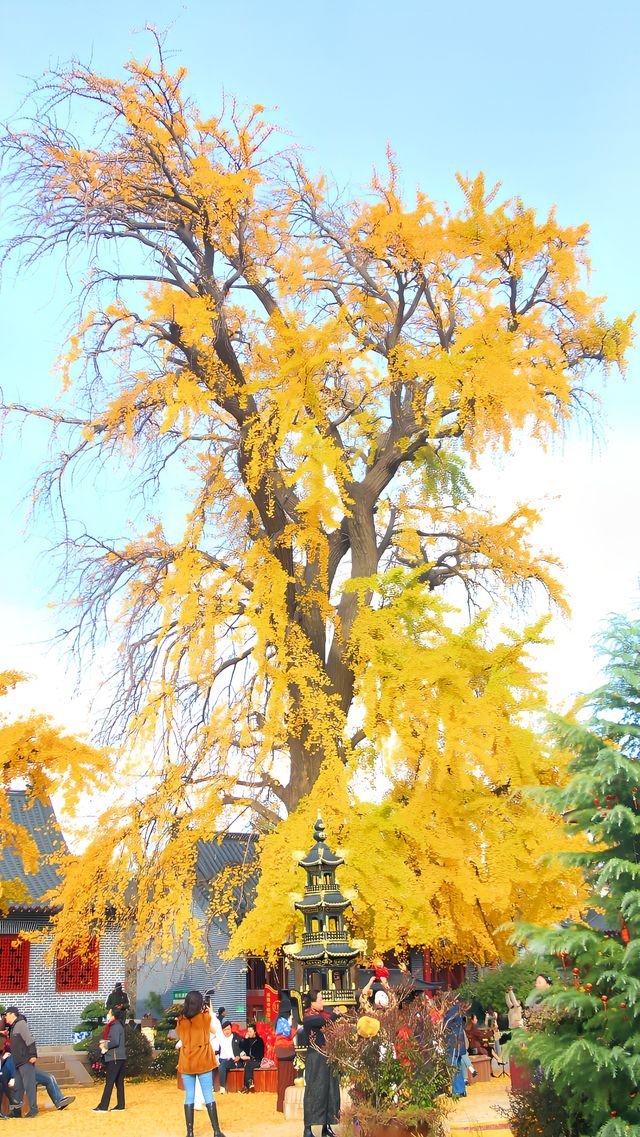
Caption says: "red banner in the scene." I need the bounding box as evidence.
[264,983,279,1022]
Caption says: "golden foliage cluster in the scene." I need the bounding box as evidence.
[0,672,106,920]
[0,43,631,963]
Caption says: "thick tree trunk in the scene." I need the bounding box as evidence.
[281,495,380,814]
[283,733,324,813]
[326,492,379,713]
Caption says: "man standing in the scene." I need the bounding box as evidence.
[106,981,130,1023]
[4,1007,37,1118]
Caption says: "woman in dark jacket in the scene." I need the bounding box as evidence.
[301,991,340,1137]
[93,1009,126,1112]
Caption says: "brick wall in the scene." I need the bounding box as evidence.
[0,918,126,1045]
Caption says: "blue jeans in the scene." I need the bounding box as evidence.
[35,1068,63,1106]
[182,1070,214,1106]
[218,1059,240,1088]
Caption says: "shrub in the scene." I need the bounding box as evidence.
[149,1047,179,1078]
[321,984,455,1132]
[73,998,107,1035]
[86,1024,153,1080]
[144,990,165,1019]
[457,957,544,1019]
[506,1074,579,1137]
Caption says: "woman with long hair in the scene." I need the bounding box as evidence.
[176,991,226,1137]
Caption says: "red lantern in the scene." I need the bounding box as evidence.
[573,967,580,989]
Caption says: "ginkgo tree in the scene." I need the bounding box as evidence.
[0,37,632,963]
[0,671,106,915]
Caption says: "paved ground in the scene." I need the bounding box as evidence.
[446,1078,511,1134]
[13,1076,512,1136]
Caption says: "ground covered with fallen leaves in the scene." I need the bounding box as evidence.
[19,1077,511,1136]
[15,1082,301,1137]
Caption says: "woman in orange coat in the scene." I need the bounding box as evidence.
[176,991,226,1137]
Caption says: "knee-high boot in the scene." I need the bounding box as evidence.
[206,1101,227,1137]
[184,1104,195,1137]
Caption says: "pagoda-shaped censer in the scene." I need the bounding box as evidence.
[284,814,363,1006]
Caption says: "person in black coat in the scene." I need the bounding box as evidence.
[106,982,130,1024]
[238,1024,265,1091]
[301,991,340,1137]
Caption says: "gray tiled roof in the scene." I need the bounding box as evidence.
[195,832,257,883]
[0,790,68,912]
[1,797,258,913]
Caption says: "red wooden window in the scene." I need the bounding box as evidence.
[0,935,30,992]
[55,938,100,992]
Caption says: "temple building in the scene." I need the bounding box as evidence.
[284,815,363,1005]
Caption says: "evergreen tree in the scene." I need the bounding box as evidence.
[513,614,640,1137]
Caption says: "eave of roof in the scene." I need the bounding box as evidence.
[0,791,68,908]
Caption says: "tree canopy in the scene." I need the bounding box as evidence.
[511,614,640,1137]
[0,671,106,915]
[0,41,632,962]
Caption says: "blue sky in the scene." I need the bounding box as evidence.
[0,0,639,727]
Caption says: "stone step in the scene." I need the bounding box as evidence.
[34,1051,94,1088]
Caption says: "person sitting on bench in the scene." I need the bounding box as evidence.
[239,1024,264,1093]
[217,1022,242,1092]
[466,1014,491,1057]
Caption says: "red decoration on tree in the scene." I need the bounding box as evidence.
[601,995,608,1018]
[586,982,593,991]
[633,787,639,811]
[573,966,580,989]
[621,918,631,944]
[560,950,569,969]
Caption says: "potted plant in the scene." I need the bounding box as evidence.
[320,987,455,1137]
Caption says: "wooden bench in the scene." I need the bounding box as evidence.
[215,1067,244,1093]
[253,1066,277,1093]
[471,1054,492,1083]
[0,1092,27,1117]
